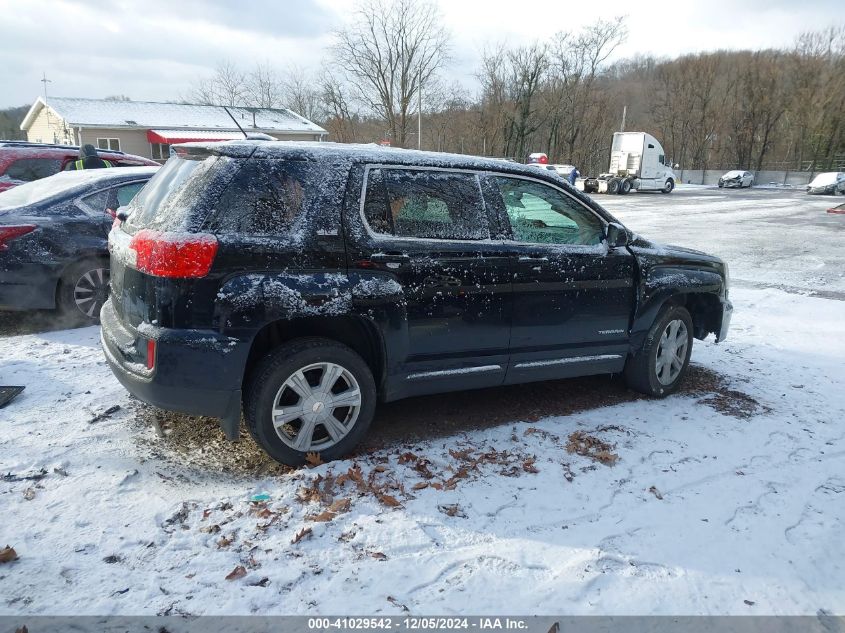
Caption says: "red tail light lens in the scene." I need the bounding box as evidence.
[146,339,157,370]
[0,225,36,251]
[128,229,218,278]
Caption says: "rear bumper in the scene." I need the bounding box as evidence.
[100,299,249,437]
[716,299,733,343]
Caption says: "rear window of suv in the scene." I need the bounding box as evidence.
[204,158,310,235]
[125,153,235,231]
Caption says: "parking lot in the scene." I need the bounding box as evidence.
[1,185,844,615]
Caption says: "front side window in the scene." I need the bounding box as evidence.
[493,176,604,246]
[5,158,62,182]
[362,168,489,241]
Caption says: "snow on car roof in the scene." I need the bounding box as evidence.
[24,97,326,134]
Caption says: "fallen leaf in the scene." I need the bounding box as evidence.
[373,465,387,473]
[648,486,664,500]
[200,524,221,534]
[23,488,35,501]
[430,482,444,490]
[307,510,336,523]
[387,595,410,612]
[412,482,429,491]
[522,459,539,474]
[249,577,270,587]
[0,546,19,563]
[438,503,467,518]
[348,464,364,483]
[370,551,388,560]
[305,452,323,467]
[744,599,755,606]
[217,536,233,548]
[291,527,312,544]
[329,498,351,513]
[378,494,401,508]
[225,565,247,581]
[53,467,69,477]
[398,452,418,464]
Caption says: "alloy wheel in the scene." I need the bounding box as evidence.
[271,362,362,452]
[73,267,109,318]
[655,319,689,385]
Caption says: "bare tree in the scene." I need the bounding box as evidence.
[247,63,285,109]
[320,70,358,143]
[331,0,450,147]
[189,60,248,106]
[285,66,324,121]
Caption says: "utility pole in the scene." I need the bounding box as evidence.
[41,72,52,103]
[417,65,422,150]
[620,105,627,132]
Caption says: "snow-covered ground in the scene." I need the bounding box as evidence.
[1,189,844,616]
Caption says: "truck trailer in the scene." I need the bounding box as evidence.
[582,132,677,194]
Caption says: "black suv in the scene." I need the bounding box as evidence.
[102,141,732,466]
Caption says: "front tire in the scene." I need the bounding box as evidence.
[661,178,675,194]
[57,259,110,323]
[624,304,693,397]
[245,338,377,466]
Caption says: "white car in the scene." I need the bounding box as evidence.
[806,172,845,195]
[718,170,754,188]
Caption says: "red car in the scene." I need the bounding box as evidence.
[0,141,159,193]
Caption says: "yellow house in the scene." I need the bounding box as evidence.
[21,96,328,161]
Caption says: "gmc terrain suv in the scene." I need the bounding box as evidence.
[102,141,732,466]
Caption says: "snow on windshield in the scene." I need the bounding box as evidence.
[724,170,744,178]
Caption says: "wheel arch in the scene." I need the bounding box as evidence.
[242,314,387,398]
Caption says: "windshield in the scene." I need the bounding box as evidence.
[0,172,103,211]
[125,154,236,231]
[810,172,841,186]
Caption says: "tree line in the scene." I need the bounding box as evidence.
[4,0,842,174]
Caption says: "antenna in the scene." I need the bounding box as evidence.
[223,106,247,139]
[40,72,52,103]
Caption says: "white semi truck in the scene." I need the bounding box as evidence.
[582,132,677,194]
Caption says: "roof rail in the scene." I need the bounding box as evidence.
[0,140,127,155]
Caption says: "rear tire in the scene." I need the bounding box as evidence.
[608,178,621,194]
[620,179,632,194]
[245,337,377,466]
[57,259,110,323]
[624,304,693,397]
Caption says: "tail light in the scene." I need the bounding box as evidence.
[0,225,36,251]
[128,229,218,278]
[146,339,157,370]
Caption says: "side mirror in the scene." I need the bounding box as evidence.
[606,222,630,248]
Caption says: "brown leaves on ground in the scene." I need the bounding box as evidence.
[438,503,467,518]
[0,545,19,563]
[305,452,324,467]
[305,497,352,522]
[225,565,247,581]
[566,431,619,466]
[291,527,312,544]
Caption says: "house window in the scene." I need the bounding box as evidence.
[151,142,171,160]
[97,138,120,151]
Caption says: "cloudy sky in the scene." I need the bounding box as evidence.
[0,0,840,108]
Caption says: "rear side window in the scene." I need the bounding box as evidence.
[205,159,308,235]
[126,154,234,231]
[5,158,62,182]
[116,182,145,206]
[363,168,489,241]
